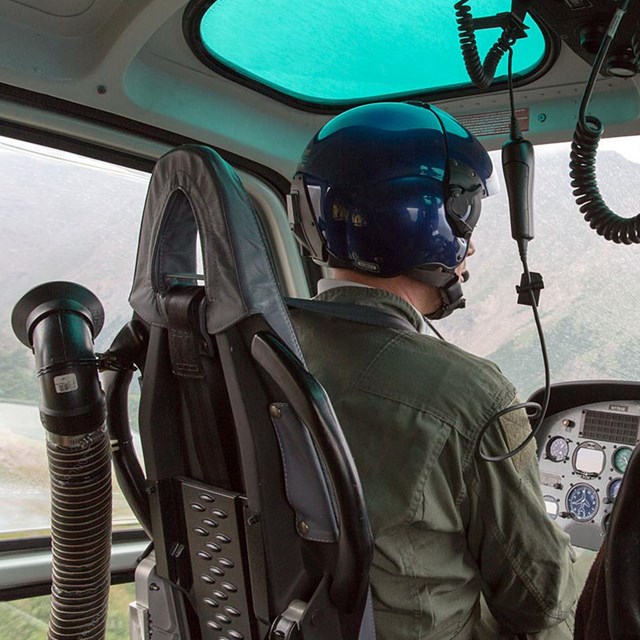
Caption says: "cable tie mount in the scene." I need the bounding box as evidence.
[471,12,528,39]
[516,272,544,306]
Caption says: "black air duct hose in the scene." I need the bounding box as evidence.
[12,281,111,640]
[102,320,152,536]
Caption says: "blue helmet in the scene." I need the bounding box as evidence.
[288,102,498,317]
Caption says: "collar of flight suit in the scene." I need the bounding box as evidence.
[314,279,430,334]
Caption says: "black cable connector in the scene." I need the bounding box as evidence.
[516,271,544,306]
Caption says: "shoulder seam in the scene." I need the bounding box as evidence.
[353,333,460,428]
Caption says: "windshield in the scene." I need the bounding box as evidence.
[440,137,640,399]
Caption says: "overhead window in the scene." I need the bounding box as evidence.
[187,0,550,106]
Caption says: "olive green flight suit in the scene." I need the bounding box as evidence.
[290,286,577,640]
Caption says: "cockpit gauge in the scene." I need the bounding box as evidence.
[546,436,569,462]
[572,441,605,477]
[607,478,622,502]
[566,483,599,522]
[543,496,559,520]
[613,447,633,474]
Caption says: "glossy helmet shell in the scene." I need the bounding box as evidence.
[290,101,497,276]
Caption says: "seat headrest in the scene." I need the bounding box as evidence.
[129,144,304,361]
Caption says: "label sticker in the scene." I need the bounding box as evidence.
[54,373,78,394]
[609,404,629,412]
[456,108,529,137]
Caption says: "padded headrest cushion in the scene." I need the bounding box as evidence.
[129,144,304,361]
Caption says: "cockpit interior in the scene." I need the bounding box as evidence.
[1,1,640,639]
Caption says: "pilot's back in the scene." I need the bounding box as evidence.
[291,285,577,639]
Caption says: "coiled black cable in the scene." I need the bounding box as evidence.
[454,0,514,88]
[632,32,640,66]
[569,0,640,244]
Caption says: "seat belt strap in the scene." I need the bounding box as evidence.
[166,287,230,487]
[286,297,418,333]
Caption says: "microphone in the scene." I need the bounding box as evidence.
[502,136,535,257]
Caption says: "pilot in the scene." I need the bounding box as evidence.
[287,102,577,639]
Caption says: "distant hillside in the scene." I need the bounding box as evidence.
[0,143,149,359]
[1,143,639,403]
[0,143,149,403]
[1,135,639,539]
[440,148,640,398]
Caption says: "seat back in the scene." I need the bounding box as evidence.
[123,145,374,640]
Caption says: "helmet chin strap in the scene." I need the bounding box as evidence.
[406,267,467,320]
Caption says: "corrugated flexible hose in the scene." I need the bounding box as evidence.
[47,428,112,640]
[11,282,111,640]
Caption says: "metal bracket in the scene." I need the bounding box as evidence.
[268,577,342,640]
[129,555,192,640]
[269,600,306,639]
[471,0,531,40]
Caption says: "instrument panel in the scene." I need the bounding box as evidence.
[537,398,640,550]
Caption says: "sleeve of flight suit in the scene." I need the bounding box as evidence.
[464,402,577,635]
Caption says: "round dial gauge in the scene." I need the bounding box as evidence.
[566,483,600,522]
[613,447,633,474]
[544,496,559,520]
[608,478,622,502]
[573,441,605,476]
[546,436,569,462]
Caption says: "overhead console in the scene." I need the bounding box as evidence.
[532,0,640,79]
[532,382,640,551]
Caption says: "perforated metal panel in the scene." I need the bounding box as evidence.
[582,409,639,445]
[181,479,253,640]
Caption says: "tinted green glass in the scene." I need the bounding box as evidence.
[198,0,547,103]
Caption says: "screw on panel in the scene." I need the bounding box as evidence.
[270,404,282,419]
[96,85,107,95]
[537,113,547,123]
[310,609,324,626]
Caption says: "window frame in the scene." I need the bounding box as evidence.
[0,123,304,552]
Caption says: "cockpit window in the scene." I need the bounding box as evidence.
[0,137,150,539]
[187,0,550,107]
[440,137,640,400]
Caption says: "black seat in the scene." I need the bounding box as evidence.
[110,144,375,640]
[574,442,640,640]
